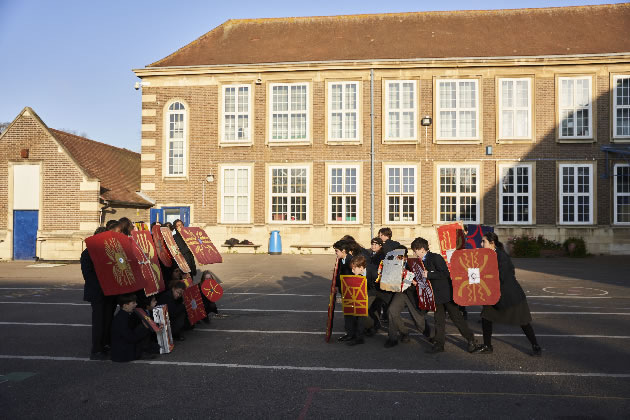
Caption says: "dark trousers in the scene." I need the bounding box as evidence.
[434,301,474,347]
[387,291,427,340]
[344,315,364,339]
[90,297,116,354]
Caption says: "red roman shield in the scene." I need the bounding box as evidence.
[325,258,340,342]
[131,230,165,296]
[152,224,172,267]
[449,248,501,306]
[200,278,223,302]
[435,222,466,270]
[134,308,161,333]
[407,258,437,312]
[183,285,207,324]
[160,227,191,273]
[340,275,368,317]
[180,227,222,264]
[85,231,144,296]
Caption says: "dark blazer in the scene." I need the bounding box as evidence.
[110,310,149,362]
[382,239,401,256]
[365,263,379,291]
[423,251,453,305]
[157,289,187,320]
[336,254,354,289]
[173,230,197,276]
[370,250,385,266]
[81,249,104,303]
[494,248,527,309]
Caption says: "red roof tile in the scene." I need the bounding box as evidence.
[149,4,630,67]
[50,129,151,207]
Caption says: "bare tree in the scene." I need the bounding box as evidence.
[0,122,9,134]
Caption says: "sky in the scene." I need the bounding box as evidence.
[0,0,620,152]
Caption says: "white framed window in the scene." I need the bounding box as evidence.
[499,164,533,224]
[269,166,308,222]
[436,79,480,140]
[437,164,480,223]
[385,165,416,223]
[614,164,630,224]
[559,163,594,224]
[385,80,417,140]
[221,166,251,223]
[328,82,359,141]
[269,83,308,142]
[329,165,359,223]
[613,76,630,139]
[558,76,592,139]
[166,101,186,176]
[222,85,251,142]
[498,78,532,140]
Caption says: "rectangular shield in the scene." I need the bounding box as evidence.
[407,258,437,311]
[151,224,172,267]
[378,249,406,293]
[131,230,165,296]
[435,222,466,270]
[465,224,495,249]
[340,275,368,317]
[152,304,174,354]
[183,285,207,325]
[160,227,191,273]
[450,248,501,306]
[180,227,222,264]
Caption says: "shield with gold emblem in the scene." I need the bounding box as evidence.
[183,285,207,324]
[160,227,191,273]
[435,222,466,271]
[180,227,222,264]
[85,231,144,296]
[450,248,501,306]
[340,275,368,316]
[152,224,172,267]
[201,278,223,302]
[131,230,165,296]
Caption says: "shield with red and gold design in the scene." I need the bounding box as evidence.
[435,222,466,270]
[201,278,223,302]
[152,224,172,267]
[325,258,340,342]
[340,275,368,317]
[134,222,149,231]
[450,248,501,306]
[183,285,207,324]
[85,231,144,296]
[182,273,193,288]
[407,258,436,312]
[160,227,191,273]
[180,227,222,264]
[131,231,165,296]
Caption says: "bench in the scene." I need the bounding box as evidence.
[221,243,262,251]
[290,244,331,251]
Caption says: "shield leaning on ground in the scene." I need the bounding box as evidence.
[151,224,172,267]
[340,275,368,317]
[180,227,223,264]
[160,227,191,273]
[131,230,165,296]
[449,248,501,306]
[85,231,144,296]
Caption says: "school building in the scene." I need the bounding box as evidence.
[131,3,630,254]
[0,107,152,260]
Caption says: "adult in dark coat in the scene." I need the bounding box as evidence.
[81,227,117,360]
[410,237,477,354]
[172,219,197,277]
[473,232,541,356]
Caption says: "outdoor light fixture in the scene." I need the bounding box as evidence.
[421,116,432,126]
[486,146,493,155]
[206,174,214,182]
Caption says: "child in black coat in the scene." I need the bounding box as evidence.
[110,294,152,362]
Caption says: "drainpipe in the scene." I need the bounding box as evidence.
[370,69,375,239]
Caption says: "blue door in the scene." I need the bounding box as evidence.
[149,208,164,224]
[13,210,38,260]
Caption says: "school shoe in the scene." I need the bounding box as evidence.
[532,345,542,357]
[425,345,445,354]
[467,338,478,353]
[472,344,493,354]
[346,338,365,346]
[384,339,398,348]
[337,334,353,342]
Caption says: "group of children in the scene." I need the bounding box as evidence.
[333,227,542,356]
[81,217,221,362]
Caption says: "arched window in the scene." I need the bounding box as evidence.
[166,101,186,176]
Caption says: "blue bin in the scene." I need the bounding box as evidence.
[269,230,282,255]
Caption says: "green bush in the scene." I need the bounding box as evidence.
[508,235,541,257]
[536,235,561,250]
[563,237,587,257]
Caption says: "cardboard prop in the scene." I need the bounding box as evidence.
[340,275,368,316]
[131,230,165,296]
[465,224,495,249]
[152,224,172,267]
[179,227,222,264]
[449,248,501,306]
[152,304,174,354]
[134,308,161,333]
[407,258,437,312]
[325,258,340,342]
[436,222,466,269]
[183,285,207,325]
[377,249,408,293]
[85,231,144,296]
[201,278,223,302]
[160,227,191,273]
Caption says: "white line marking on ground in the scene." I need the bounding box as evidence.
[0,322,90,327]
[542,287,609,296]
[0,301,89,306]
[528,296,612,299]
[0,354,629,378]
[0,287,82,291]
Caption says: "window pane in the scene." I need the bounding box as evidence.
[502,110,513,138]
[402,82,414,108]
[440,196,456,221]
[331,84,342,111]
[440,168,456,193]
[388,196,400,222]
[388,167,400,193]
[439,81,456,108]
[345,196,357,221]
[561,79,573,107]
[459,81,476,108]
[291,168,307,194]
[345,168,357,193]
[224,115,235,140]
[516,80,529,107]
[502,196,514,222]
[389,83,400,110]
[502,80,513,108]
[345,112,357,138]
[237,169,248,195]
[272,86,288,111]
[272,168,288,193]
[388,112,400,139]
[345,84,357,110]
[225,88,235,113]
[515,110,528,137]
[224,169,235,192]
[331,196,342,221]
[440,111,456,137]
[238,87,248,112]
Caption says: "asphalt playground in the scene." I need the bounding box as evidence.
[0,254,629,419]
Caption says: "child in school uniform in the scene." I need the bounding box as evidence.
[110,294,153,362]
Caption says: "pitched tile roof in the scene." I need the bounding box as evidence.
[149,3,630,68]
[50,129,151,207]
